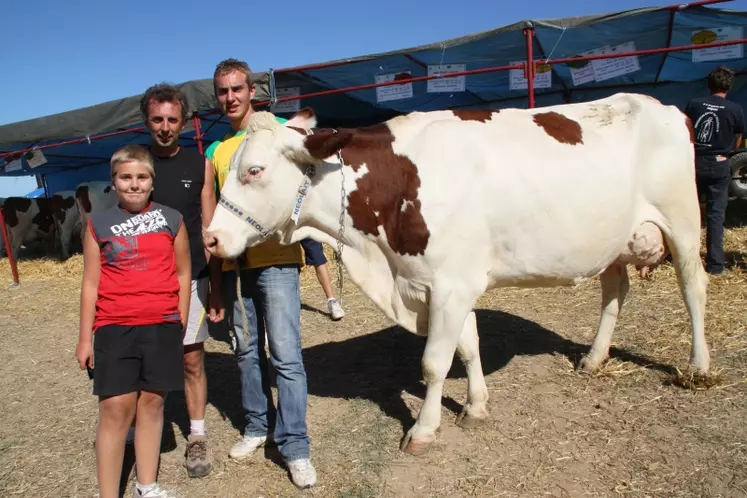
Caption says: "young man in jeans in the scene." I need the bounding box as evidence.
[205,58,316,489]
[685,66,745,274]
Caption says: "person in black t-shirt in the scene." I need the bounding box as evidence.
[139,83,224,480]
[685,66,745,275]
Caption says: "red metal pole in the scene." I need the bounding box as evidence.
[525,28,535,109]
[546,37,747,66]
[0,206,19,286]
[667,0,732,8]
[254,62,524,107]
[192,115,204,155]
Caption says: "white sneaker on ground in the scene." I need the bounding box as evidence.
[132,483,178,497]
[229,435,267,459]
[327,298,345,321]
[287,458,317,489]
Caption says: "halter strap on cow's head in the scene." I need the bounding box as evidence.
[218,126,340,238]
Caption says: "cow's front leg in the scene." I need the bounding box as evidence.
[401,288,475,455]
[579,264,629,372]
[455,311,489,428]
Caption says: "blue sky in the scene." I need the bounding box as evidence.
[1,0,746,196]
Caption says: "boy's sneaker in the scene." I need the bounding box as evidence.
[132,483,178,497]
[185,434,212,478]
[229,434,267,459]
[287,458,317,489]
[327,298,345,321]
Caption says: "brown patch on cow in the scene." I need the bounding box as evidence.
[304,130,354,162]
[287,126,307,135]
[532,111,583,145]
[451,109,498,123]
[75,185,92,213]
[305,123,430,256]
[2,197,32,227]
[684,114,695,144]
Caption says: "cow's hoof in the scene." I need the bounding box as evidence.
[455,406,488,429]
[577,354,603,374]
[400,428,436,456]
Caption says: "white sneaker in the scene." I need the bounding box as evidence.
[229,434,267,459]
[132,483,178,497]
[328,298,345,321]
[287,458,317,489]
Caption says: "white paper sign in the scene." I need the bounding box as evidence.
[592,42,640,82]
[270,87,301,113]
[427,64,466,93]
[26,149,47,169]
[509,61,552,90]
[568,46,608,86]
[4,159,22,173]
[692,27,744,62]
[375,72,413,102]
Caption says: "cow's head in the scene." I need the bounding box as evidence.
[204,107,350,259]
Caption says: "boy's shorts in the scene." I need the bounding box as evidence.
[300,238,327,267]
[183,277,209,346]
[93,322,185,397]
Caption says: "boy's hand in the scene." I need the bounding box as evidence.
[208,289,225,322]
[75,341,93,370]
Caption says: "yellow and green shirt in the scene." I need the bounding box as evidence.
[206,115,303,271]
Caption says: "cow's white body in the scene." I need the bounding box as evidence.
[204,93,710,454]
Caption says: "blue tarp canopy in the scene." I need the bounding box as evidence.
[1,3,746,193]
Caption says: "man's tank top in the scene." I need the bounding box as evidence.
[89,202,183,331]
[151,147,209,280]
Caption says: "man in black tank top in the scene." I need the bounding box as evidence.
[685,66,745,275]
[141,83,224,478]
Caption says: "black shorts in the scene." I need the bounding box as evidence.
[92,322,185,397]
[301,238,327,266]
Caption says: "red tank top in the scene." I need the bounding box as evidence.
[89,202,184,331]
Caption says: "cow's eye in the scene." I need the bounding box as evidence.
[249,167,262,176]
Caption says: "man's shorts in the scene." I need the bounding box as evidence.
[184,277,209,346]
[300,238,327,267]
[92,322,184,397]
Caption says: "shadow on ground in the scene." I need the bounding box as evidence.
[175,308,668,443]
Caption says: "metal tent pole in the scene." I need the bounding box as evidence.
[192,115,204,155]
[525,27,536,108]
[0,207,19,287]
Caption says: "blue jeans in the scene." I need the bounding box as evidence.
[221,264,309,461]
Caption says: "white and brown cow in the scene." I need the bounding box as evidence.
[74,181,117,237]
[203,93,710,455]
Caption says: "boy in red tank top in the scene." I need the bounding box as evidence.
[75,144,191,498]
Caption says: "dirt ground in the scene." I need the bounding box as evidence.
[2,202,747,498]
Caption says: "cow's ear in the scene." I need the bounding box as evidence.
[285,107,317,131]
[300,130,353,162]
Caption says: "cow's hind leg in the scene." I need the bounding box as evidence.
[664,225,710,374]
[579,264,629,372]
[401,287,476,455]
[454,311,489,429]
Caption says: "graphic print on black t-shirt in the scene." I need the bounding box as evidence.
[685,95,745,157]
